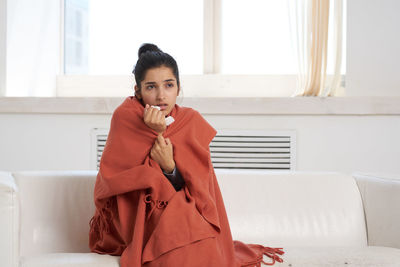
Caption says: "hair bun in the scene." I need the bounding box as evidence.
[138,43,162,58]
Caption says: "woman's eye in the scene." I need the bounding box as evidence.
[146,85,154,90]
[167,83,173,87]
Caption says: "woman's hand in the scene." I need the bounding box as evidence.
[143,104,166,134]
[150,134,175,173]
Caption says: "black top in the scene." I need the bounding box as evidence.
[162,166,185,191]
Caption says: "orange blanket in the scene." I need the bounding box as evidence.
[89,96,284,266]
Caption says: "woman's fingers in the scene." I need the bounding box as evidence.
[156,134,172,148]
[165,137,171,146]
[144,105,157,118]
[144,106,161,124]
[158,111,165,121]
[152,139,159,150]
[143,104,150,117]
[143,105,167,134]
[144,104,153,122]
[148,108,163,123]
[157,110,165,124]
[151,135,174,170]
[157,134,165,146]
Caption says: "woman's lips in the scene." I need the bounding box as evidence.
[158,104,168,111]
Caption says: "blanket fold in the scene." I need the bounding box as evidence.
[89,96,284,266]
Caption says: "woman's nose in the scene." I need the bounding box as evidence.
[157,88,166,99]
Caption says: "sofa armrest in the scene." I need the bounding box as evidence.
[353,172,400,249]
[0,171,19,267]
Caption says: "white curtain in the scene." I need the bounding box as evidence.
[288,0,344,97]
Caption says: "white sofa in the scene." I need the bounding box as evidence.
[1,170,400,267]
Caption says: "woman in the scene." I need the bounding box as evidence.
[89,43,284,266]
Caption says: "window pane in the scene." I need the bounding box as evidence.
[64,0,89,74]
[221,0,296,74]
[64,0,203,75]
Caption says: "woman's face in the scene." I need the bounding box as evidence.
[135,65,180,117]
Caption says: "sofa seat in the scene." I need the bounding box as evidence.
[20,253,121,267]
[19,246,400,267]
[282,246,400,267]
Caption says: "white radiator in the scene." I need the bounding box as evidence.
[91,128,296,171]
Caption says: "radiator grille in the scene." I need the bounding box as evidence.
[91,128,108,170]
[91,129,296,171]
[210,130,295,170]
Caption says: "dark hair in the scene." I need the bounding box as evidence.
[132,43,180,92]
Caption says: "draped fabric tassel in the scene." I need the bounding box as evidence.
[261,247,284,265]
[89,198,115,240]
[144,193,168,221]
[241,246,284,267]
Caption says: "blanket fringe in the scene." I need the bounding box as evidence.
[261,247,284,265]
[241,246,284,267]
[89,198,115,240]
[144,193,168,221]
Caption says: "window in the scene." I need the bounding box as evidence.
[60,0,346,97]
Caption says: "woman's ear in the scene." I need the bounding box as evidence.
[134,85,141,99]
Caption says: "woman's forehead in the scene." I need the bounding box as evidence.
[143,66,176,83]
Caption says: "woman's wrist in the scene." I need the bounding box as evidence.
[163,161,175,174]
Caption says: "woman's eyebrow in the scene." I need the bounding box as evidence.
[145,79,175,85]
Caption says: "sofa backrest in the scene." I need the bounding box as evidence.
[13,170,368,258]
[214,169,368,247]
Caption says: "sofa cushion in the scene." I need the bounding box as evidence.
[281,246,400,267]
[21,253,120,267]
[20,247,400,267]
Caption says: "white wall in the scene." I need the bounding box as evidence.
[0,113,109,171]
[346,0,400,96]
[1,113,399,175]
[0,0,6,96]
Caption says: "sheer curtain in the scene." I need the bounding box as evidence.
[288,0,344,97]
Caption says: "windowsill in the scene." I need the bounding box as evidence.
[0,96,400,115]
